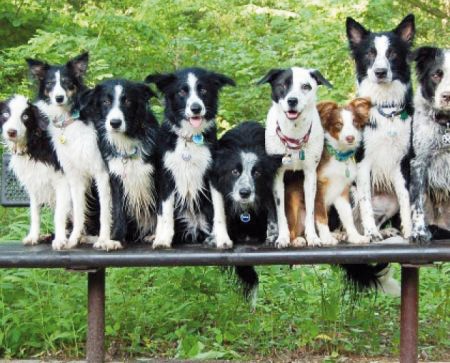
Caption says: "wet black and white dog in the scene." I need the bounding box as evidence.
[0,95,71,249]
[27,53,120,250]
[259,67,332,248]
[145,68,235,248]
[81,79,159,243]
[346,14,415,241]
[410,46,450,243]
[209,121,279,295]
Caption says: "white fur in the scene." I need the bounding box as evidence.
[105,85,126,133]
[50,71,67,105]
[185,73,206,117]
[265,67,323,247]
[231,152,258,204]
[368,36,393,83]
[435,50,450,110]
[210,184,233,249]
[153,193,175,248]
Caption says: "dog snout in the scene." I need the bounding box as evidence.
[55,95,65,104]
[345,135,355,144]
[7,129,17,138]
[374,68,387,79]
[239,187,251,199]
[287,97,298,108]
[441,92,450,104]
[190,103,202,115]
[109,119,122,129]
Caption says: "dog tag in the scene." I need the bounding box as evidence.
[299,149,305,160]
[442,132,450,146]
[345,166,350,178]
[240,212,251,223]
[181,151,192,161]
[59,134,66,144]
[387,130,398,138]
[282,155,292,165]
[192,134,204,145]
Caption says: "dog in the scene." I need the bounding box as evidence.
[259,67,332,248]
[410,46,450,243]
[0,95,71,250]
[346,14,415,241]
[145,67,235,248]
[27,53,120,250]
[80,79,159,243]
[286,98,372,245]
[209,121,279,297]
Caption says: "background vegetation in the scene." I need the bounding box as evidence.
[0,0,448,360]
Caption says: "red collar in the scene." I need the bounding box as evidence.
[276,121,312,150]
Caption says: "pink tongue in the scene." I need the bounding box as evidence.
[189,117,203,128]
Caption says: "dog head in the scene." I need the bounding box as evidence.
[80,79,156,145]
[258,67,332,121]
[26,52,89,109]
[346,14,415,86]
[145,67,235,135]
[411,46,450,113]
[317,98,371,151]
[0,95,48,147]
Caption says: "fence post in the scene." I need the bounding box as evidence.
[87,268,105,363]
[400,265,419,363]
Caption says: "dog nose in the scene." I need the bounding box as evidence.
[287,98,298,107]
[110,119,122,129]
[346,135,355,143]
[374,68,387,79]
[239,188,251,199]
[55,96,65,104]
[7,129,17,138]
[441,92,450,103]
[190,103,202,115]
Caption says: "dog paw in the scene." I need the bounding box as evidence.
[291,236,307,247]
[306,234,322,247]
[66,235,80,249]
[347,233,371,245]
[275,235,290,249]
[94,239,123,251]
[319,234,339,246]
[410,228,432,246]
[143,234,155,244]
[380,227,401,239]
[152,236,172,249]
[52,238,67,250]
[23,234,39,246]
[216,236,233,249]
[365,228,383,242]
[80,235,98,244]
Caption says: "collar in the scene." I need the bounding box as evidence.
[178,132,205,145]
[53,110,80,128]
[111,146,139,161]
[325,141,357,162]
[276,121,312,150]
[376,104,409,121]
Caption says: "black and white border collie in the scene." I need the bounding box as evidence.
[81,79,159,243]
[210,121,279,296]
[0,95,71,249]
[346,14,415,241]
[259,67,332,248]
[145,68,235,248]
[27,53,120,250]
[410,46,450,243]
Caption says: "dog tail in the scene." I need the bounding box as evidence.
[340,264,400,296]
[234,265,259,303]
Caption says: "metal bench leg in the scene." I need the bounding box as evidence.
[400,265,419,363]
[87,268,105,363]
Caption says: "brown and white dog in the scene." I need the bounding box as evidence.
[286,98,372,245]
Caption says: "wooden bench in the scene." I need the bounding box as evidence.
[0,241,449,363]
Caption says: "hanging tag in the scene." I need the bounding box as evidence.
[299,149,305,160]
[182,151,192,161]
[282,155,292,165]
[345,166,350,178]
[59,134,66,144]
[442,132,450,146]
[240,212,251,223]
[192,134,204,145]
[400,111,409,121]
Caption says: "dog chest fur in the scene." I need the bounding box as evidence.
[320,157,357,206]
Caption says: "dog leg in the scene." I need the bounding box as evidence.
[52,179,71,250]
[303,169,321,246]
[67,178,87,249]
[210,185,233,249]
[93,171,122,251]
[265,193,279,244]
[356,160,382,241]
[392,167,412,239]
[315,179,336,246]
[334,188,370,244]
[410,156,431,244]
[153,192,175,249]
[273,169,290,248]
[23,194,40,245]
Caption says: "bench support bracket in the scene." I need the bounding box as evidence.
[400,265,419,363]
[87,268,105,363]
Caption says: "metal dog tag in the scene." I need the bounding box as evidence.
[192,134,204,145]
[442,132,450,146]
[282,155,292,165]
[181,151,192,161]
[240,212,251,223]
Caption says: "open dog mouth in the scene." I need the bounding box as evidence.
[189,116,203,128]
[285,111,300,120]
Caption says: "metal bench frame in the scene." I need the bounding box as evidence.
[0,241,449,363]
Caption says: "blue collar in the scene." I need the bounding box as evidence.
[325,141,357,162]
[111,146,139,161]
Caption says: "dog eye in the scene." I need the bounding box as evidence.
[178,90,187,97]
[124,98,132,106]
[254,170,261,178]
[301,84,312,91]
[367,48,376,59]
[232,169,240,177]
[2,112,10,119]
[67,83,75,91]
[335,123,343,130]
[22,114,29,121]
[432,70,443,81]
[277,83,287,90]
[388,50,397,59]
[102,99,111,106]
[199,88,207,95]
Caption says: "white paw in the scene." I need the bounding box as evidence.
[143,234,155,244]
[80,235,98,244]
[52,238,67,250]
[66,235,80,249]
[275,235,290,249]
[152,235,172,249]
[215,234,233,249]
[291,236,307,247]
[23,234,39,245]
[319,234,339,246]
[365,228,382,242]
[94,239,123,251]
[380,227,401,239]
[347,233,371,244]
[306,234,322,247]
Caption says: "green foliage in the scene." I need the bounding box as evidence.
[0,0,449,360]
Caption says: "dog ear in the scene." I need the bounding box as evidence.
[0,101,7,126]
[137,83,158,101]
[257,69,285,85]
[67,52,89,78]
[346,17,369,47]
[210,72,236,89]
[409,46,439,74]
[310,70,333,89]
[316,101,338,128]
[348,97,372,127]
[393,14,415,45]
[144,73,177,93]
[79,86,100,120]
[28,102,50,131]
[26,58,50,80]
